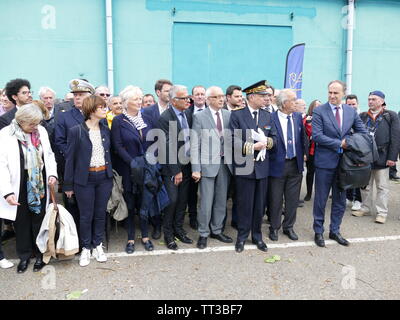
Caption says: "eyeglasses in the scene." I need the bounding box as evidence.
[174,96,191,101]
[209,95,225,99]
[99,93,111,97]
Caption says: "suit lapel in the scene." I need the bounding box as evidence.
[243,107,257,130]
[341,105,352,137]
[72,107,84,123]
[324,103,341,135]
[272,112,285,146]
[222,109,230,129]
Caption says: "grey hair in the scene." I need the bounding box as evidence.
[95,85,110,94]
[169,85,187,100]
[205,86,223,99]
[15,103,44,124]
[119,85,143,109]
[38,86,56,98]
[276,89,295,111]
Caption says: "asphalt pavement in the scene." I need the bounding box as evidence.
[1,177,400,301]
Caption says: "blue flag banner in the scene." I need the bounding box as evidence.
[284,43,305,98]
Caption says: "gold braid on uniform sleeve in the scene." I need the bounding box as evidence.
[266,137,274,150]
[243,141,254,155]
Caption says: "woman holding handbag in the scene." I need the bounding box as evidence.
[64,95,113,267]
[0,104,57,273]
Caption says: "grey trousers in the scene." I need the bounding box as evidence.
[198,164,231,237]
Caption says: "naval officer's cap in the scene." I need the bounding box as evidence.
[243,80,271,95]
[69,79,95,94]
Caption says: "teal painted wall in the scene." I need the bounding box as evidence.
[0,0,107,99]
[0,0,399,110]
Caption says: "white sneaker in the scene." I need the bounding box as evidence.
[79,248,91,267]
[351,201,362,211]
[92,244,107,263]
[0,258,14,269]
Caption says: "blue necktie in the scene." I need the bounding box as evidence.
[286,115,295,159]
[180,112,190,157]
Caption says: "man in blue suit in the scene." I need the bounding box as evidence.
[312,80,367,247]
[268,89,305,242]
[55,79,95,228]
[229,80,277,253]
[141,79,172,127]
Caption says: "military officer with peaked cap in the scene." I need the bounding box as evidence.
[55,79,95,230]
[228,80,277,253]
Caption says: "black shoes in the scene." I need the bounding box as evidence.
[33,257,46,272]
[210,233,233,243]
[314,233,325,247]
[329,232,350,246]
[125,242,135,254]
[269,229,279,241]
[152,227,161,240]
[390,175,400,181]
[197,236,207,249]
[17,259,30,273]
[141,239,154,251]
[283,228,299,241]
[166,240,178,251]
[252,240,268,252]
[235,241,245,253]
[304,194,312,201]
[175,233,193,244]
[189,218,198,230]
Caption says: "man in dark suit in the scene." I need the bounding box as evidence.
[312,80,367,247]
[141,79,173,126]
[268,89,305,241]
[158,85,193,250]
[55,79,95,228]
[0,78,32,242]
[229,80,277,253]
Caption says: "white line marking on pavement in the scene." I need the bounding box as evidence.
[9,235,400,263]
[103,234,400,259]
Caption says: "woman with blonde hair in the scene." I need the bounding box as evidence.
[111,86,162,253]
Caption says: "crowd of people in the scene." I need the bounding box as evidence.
[0,77,399,272]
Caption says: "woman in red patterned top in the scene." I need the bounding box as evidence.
[303,100,321,201]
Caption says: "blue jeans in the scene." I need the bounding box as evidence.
[74,171,112,249]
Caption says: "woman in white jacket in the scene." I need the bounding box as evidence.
[0,104,57,273]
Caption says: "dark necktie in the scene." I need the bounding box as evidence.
[253,111,258,127]
[335,106,341,129]
[287,115,295,159]
[179,112,190,156]
[197,108,203,112]
[216,111,222,134]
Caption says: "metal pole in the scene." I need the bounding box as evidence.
[345,0,355,94]
[106,0,114,94]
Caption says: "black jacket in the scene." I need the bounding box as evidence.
[360,110,400,169]
[338,132,378,190]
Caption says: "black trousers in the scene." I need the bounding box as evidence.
[346,188,362,202]
[14,170,46,261]
[162,170,190,242]
[269,159,303,231]
[305,155,315,196]
[235,176,267,242]
[187,179,199,221]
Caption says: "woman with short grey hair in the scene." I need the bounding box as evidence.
[0,104,58,273]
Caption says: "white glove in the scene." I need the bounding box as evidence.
[252,128,267,161]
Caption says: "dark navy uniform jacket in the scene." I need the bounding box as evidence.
[229,106,277,179]
[55,106,85,159]
[63,122,113,191]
